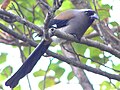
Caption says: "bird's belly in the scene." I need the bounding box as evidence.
[51,36,66,43]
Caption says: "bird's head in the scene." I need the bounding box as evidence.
[80,9,99,20]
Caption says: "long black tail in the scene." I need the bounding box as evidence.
[5,39,51,88]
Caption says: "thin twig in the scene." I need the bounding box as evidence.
[43,59,52,90]
[62,41,120,72]
[0,9,43,32]
[13,0,25,18]
[0,23,120,81]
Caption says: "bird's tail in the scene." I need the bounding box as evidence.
[5,39,51,88]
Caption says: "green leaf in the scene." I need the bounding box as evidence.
[72,43,88,54]
[49,63,58,71]
[39,77,55,89]
[1,66,13,78]
[0,74,6,82]
[113,64,120,71]
[90,56,101,67]
[44,77,55,88]
[89,0,102,9]
[55,67,65,79]
[0,0,4,4]
[46,0,53,7]
[59,0,74,10]
[23,47,34,57]
[49,63,65,79]
[67,71,74,80]
[116,81,120,88]
[57,50,63,55]
[72,43,88,63]
[33,70,46,77]
[0,85,3,90]
[89,47,104,67]
[13,85,21,90]
[0,53,7,64]
[110,21,119,27]
[80,57,88,64]
[85,26,94,35]
[92,36,103,43]
[23,47,29,57]
[101,4,112,10]
[100,81,115,90]
[89,47,101,57]
[98,9,110,20]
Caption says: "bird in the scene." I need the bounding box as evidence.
[5,9,98,88]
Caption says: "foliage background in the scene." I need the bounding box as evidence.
[0,0,120,90]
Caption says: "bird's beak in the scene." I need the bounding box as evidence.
[90,13,99,20]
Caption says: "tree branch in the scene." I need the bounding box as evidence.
[0,23,37,47]
[1,10,120,59]
[52,29,120,59]
[0,23,120,81]
[46,50,120,81]
[0,9,43,34]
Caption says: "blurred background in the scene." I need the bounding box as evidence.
[0,0,120,90]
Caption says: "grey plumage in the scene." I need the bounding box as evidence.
[5,9,98,88]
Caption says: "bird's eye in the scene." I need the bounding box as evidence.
[84,10,95,16]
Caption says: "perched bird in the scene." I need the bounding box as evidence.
[5,9,98,88]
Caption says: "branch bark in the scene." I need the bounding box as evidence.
[61,42,94,90]
[1,10,120,59]
[52,29,120,59]
[0,9,43,34]
[46,50,120,81]
[0,23,120,81]
[1,1,120,89]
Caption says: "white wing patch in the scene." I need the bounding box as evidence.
[52,24,57,28]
